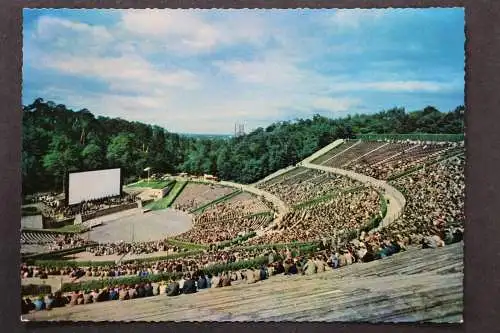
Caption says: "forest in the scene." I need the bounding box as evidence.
[22,97,465,195]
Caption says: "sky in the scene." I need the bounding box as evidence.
[23,8,465,135]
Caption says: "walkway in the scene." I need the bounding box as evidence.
[219,181,290,230]
[299,161,406,229]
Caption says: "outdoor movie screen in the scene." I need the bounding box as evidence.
[68,168,121,205]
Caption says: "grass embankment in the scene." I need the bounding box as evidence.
[126,179,174,189]
[165,238,208,250]
[145,180,187,210]
[29,240,322,270]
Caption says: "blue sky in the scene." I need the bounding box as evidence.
[23,8,465,134]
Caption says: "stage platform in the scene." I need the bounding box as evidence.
[81,208,193,243]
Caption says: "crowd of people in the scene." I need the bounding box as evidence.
[173,193,274,244]
[78,195,138,219]
[176,214,273,244]
[257,169,360,206]
[21,140,466,316]
[25,192,138,221]
[22,233,436,315]
[348,141,463,180]
[382,154,465,247]
[85,239,182,257]
[248,188,381,244]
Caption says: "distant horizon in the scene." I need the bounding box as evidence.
[24,97,464,136]
[23,8,464,135]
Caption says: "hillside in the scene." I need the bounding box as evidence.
[22,98,464,194]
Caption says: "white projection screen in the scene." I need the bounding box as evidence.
[68,168,121,205]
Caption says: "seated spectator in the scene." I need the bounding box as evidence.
[259,266,268,281]
[422,235,445,249]
[274,261,285,275]
[145,282,154,297]
[211,273,221,288]
[119,286,129,301]
[69,291,79,306]
[136,284,146,298]
[197,274,208,290]
[159,282,167,295]
[83,290,93,304]
[166,280,180,297]
[33,295,45,311]
[128,285,138,299]
[221,272,232,287]
[315,256,327,273]
[109,287,119,301]
[245,269,256,284]
[303,256,317,276]
[182,274,197,294]
[205,274,213,288]
[45,294,54,311]
[52,291,67,308]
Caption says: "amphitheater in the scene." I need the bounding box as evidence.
[20,136,465,322]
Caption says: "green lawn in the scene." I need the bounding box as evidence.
[145,181,187,210]
[127,179,173,189]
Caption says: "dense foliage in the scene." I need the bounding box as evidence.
[22,98,464,194]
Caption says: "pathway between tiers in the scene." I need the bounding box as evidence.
[299,161,406,230]
[218,181,290,232]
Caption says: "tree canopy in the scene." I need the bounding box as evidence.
[22,98,465,195]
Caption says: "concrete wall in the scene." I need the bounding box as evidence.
[81,202,138,222]
[21,215,43,229]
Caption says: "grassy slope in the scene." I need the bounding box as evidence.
[126,179,173,189]
[145,181,187,210]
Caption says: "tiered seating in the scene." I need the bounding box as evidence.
[173,183,234,212]
[384,155,465,242]
[248,187,380,244]
[258,167,310,187]
[177,214,273,244]
[21,242,463,322]
[344,142,412,167]
[21,231,58,244]
[380,143,450,167]
[311,140,359,165]
[220,192,270,215]
[322,141,387,168]
[257,169,359,206]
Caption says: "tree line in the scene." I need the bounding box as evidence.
[22,97,464,195]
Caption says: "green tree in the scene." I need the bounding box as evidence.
[81,143,103,170]
[43,135,80,192]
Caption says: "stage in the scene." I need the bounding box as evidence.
[81,208,193,243]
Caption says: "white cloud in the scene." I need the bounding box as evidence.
[24,10,464,134]
[328,80,459,93]
[310,97,361,112]
[37,54,200,92]
[328,9,386,29]
[33,16,113,53]
[120,10,270,54]
[213,58,304,85]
